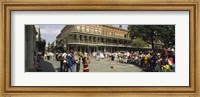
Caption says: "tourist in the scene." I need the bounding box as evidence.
[49,52,53,60]
[66,50,74,72]
[168,50,175,72]
[142,51,150,71]
[74,51,81,72]
[82,56,90,72]
[92,51,96,58]
[111,53,115,61]
[149,52,157,72]
[161,55,172,72]
[33,51,41,71]
[57,51,64,72]
[96,52,100,61]
[47,52,50,60]
[100,52,104,59]
[84,52,88,58]
[155,53,162,72]
[55,51,59,61]
[44,52,47,60]
[138,51,144,67]
[62,50,68,72]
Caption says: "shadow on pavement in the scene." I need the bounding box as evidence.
[40,60,56,72]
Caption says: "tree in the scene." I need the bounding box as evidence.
[128,25,175,50]
[128,25,157,50]
[159,25,175,48]
[131,37,148,48]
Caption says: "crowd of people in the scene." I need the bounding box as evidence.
[103,47,175,72]
[33,51,43,71]
[90,47,175,72]
[33,50,90,72]
[32,46,175,72]
[56,50,90,72]
[44,52,54,60]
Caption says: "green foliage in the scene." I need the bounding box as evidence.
[128,25,175,49]
[131,37,148,47]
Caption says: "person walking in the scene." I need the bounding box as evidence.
[47,52,50,60]
[142,52,150,71]
[82,56,90,72]
[155,53,162,72]
[74,51,82,72]
[57,51,64,72]
[66,50,74,72]
[33,51,41,71]
[62,50,68,72]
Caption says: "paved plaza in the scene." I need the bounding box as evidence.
[38,57,142,72]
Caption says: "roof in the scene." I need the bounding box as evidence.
[101,25,128,32]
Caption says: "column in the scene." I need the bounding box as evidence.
[85,36,87,43]
[91,36,93,44]
[96,46,98,52]
[75,45,78,51]
[73,34,75,42]
[86,35,89,43]
[88,46,90,54]
[117,40,119,45]
[77,34,79,43]
[104,38,106,44]
[83,35,85,43]
[79,34,81,43]
[99,37,101,43]
[83,46,85,53]
[80,47,83,53]
[68,44,70,51]
[96,37,98,44]
[94,37,96,43]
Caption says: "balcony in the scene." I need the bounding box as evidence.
[68,39,131,47]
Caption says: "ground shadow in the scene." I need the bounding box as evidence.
[40,60,56,72]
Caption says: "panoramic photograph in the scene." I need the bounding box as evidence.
[25,24,175,72]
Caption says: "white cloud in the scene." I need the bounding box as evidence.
[35,24,65,43]
[38,24,65,35]
[40,28,60,35]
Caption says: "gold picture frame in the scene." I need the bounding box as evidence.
[0,0,199,97]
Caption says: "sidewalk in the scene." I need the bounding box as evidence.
[39,59,57,72]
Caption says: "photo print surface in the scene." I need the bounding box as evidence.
[25,24,175,72]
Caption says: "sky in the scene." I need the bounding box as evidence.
[36,24,128,44]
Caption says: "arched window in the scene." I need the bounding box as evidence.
[99,27,102,34]
[91,26,94,33]
[95,29,98,33]
[76,26,80,32]
[82,26,85,32]
[86,26,89,32]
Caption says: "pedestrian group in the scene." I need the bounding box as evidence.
[56,50,90,72]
